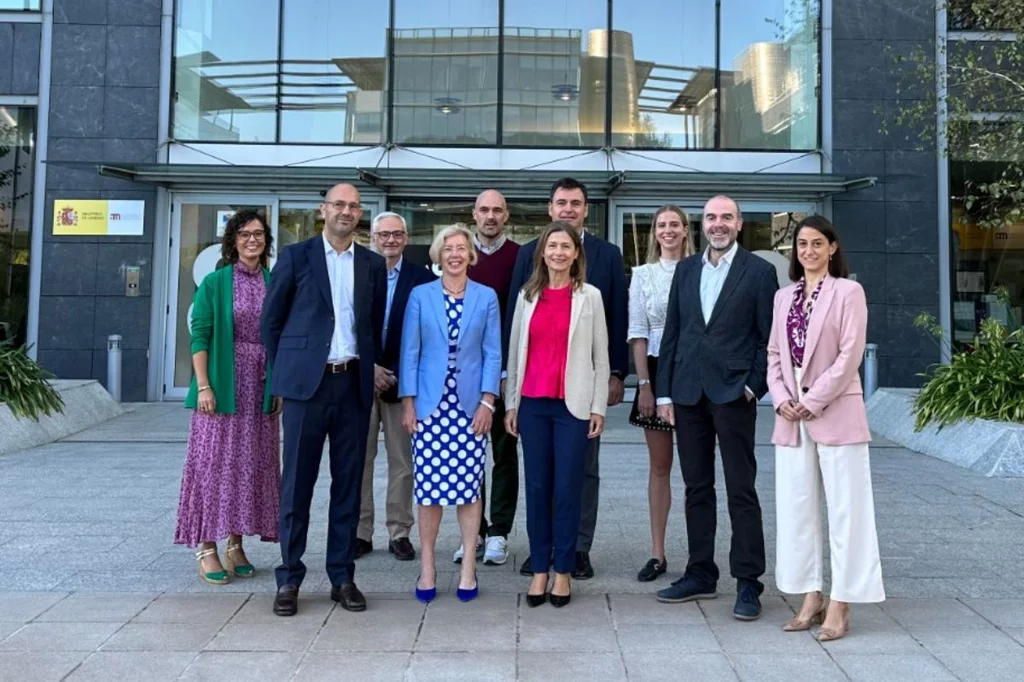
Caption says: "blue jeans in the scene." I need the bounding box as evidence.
[518,397,590,575]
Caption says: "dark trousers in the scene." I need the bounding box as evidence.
[276,369,370,588]
[479,397,519,539]
[674,394,765,593]
[576,435,600,552]
[519,398,589,575]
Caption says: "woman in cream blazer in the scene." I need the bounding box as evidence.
[505,221,610,608]
[767,215,884,643]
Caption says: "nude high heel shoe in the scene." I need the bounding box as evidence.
[783,597,827,632]
[817,606,850,642]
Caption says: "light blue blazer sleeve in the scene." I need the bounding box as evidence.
[398,285,422,400]
[480,288,502,397]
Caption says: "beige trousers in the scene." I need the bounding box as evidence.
[774,368,885,603]
[358,397,414,542]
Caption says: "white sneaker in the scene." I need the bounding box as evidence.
[484,536,508,565]
[453,537,485,564]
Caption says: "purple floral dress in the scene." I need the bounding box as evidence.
[174,262,280,547]
[786,277,825,367]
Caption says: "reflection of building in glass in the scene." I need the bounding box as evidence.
[173,24,815,149]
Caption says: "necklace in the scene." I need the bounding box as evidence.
[443,279,466,296]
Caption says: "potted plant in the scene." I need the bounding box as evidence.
[0,341,65,421]
[913,287,1024,430]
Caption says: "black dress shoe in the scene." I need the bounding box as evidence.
[389,537,416,561]
[273,585,299,617]
[354,539,373,559]
[526,592,547,608]
[331,581,367,612]
[520,556,534,576]
[571,551,594,580]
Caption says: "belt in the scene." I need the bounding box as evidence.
[325,359,359,374]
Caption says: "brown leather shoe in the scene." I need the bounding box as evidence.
[389,537,416,561]
[273,585,299,617]
[331,581,367,612]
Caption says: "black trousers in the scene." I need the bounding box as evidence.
[674,394,765,592]
[276,368,371,588]
[479,397,519,539]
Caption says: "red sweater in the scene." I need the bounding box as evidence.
[468,239,520,326]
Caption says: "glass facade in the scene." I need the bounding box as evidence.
[171,0,820,149]
[950,160,1024,346]
[0,106,34,347]
[0,1,40,9]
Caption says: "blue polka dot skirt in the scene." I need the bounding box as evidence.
[412,294,485,506]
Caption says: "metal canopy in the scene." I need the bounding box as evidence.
[91,162,875,199]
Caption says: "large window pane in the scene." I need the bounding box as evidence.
[0,1,40,9]
[951,160,1024,347]
[503,1,607,147]
[392,1,499,145]
[611,1,716,148]
[0,107,34,347]
[280,1,388,144]
[173,0,279,142]
[719,0,818,150]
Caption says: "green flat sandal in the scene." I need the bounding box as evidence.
[224,543,255,578]
[196,547,230,585]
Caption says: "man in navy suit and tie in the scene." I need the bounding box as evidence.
[356,211,435,562]
[505,177,629,580]
[261,183,387,616]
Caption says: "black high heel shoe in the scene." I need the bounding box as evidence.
[550,574,571,608]
[526,592,547,607]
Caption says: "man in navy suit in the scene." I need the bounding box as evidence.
[655,195,778,621]
[356,212,435,562]
[261,183,387,616]
[504,177,628,580]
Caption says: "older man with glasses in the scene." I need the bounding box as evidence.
[356,212,437,561]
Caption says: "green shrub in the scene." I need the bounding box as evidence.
[0,342,65,421]
[913,294,1024,430]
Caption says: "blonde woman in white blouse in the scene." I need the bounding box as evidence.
[628,205,696,583]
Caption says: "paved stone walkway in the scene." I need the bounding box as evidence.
[1,402,1024,680]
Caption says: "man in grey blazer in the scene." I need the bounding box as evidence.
[655,195,778,621]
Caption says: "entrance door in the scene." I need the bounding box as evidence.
[164,196,277,399]
[613,202,817,287]
[163,195,384,399]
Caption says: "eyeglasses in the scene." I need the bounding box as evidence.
[374,230,407,241]
[324,201,361,212]
[237,230,266,242]
[442,245,469,255]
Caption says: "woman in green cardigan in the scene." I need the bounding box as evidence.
[174,210,282,585]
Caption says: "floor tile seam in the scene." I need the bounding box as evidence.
[402,595,430,680]
[50,617,134,681]
[956,596,1021,633]
[514,593,521,681]
[605,593,631,679]
[696,598,739,677]
[29,591,74,623]
[865,605,957,677]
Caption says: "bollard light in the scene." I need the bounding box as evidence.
[863,343,878,401]
[107,334,122,403]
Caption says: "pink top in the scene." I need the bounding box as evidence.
[522,286,572,400]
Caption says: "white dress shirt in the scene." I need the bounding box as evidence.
[699,241,738,323]
[657,241,750,406]
[323,233,358,363]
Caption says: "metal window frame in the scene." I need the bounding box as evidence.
[24,0,50,360]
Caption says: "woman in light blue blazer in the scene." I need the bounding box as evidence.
[400,224,502,604]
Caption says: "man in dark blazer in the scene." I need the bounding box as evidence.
[261,183,387,617]
[655,195,778,621]
[504,177,628,580]
[356,212,435,562]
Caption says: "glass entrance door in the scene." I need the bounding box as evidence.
[163,195,384,399]
[164,197,277,399]
[613,202,816,287]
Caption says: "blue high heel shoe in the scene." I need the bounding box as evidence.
[456,573,479,603]
[415,574,436,604]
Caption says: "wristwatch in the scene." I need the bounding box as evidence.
[637,379,651,387]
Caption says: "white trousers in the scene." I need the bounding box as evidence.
[774,370,885,603]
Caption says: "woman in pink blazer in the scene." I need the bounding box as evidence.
[767,215,884,642]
